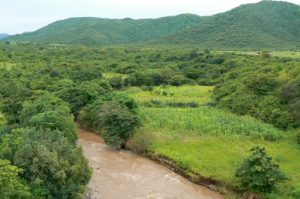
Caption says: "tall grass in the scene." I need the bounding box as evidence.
[126,85,214,106]
[140,107,283,141]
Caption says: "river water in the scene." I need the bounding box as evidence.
[78,128,223,199]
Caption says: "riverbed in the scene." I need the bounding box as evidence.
[78,128,223,199]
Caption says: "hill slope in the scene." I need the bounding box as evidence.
[158,1,300,49]
[7,14,202,45]
[6,1,300,49]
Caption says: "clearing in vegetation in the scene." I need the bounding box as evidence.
[126,85,300,199]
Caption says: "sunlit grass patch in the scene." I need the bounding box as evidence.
[140,107,282,140]
[126,85,214,106]
[103,72,129,79]
[146,133,300,189]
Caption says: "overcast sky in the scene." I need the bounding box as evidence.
[1,0,300,34]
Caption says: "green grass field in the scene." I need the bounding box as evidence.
[128,85,300,198]
[124,85,214,106]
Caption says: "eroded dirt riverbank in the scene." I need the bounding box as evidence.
[78,128,223,199]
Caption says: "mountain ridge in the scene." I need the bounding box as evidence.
[157,0,300,49]
[6,1,300,49]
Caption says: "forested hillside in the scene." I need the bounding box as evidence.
[7,1,300,49]
[159,1,300,49]
[7,14,201,45]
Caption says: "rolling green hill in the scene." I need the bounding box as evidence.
[158,1,300,49]
[7,14,202,45]
[7,1,300,49]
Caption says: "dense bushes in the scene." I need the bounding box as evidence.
[80,94,140,148]
[0,94,91,198]
[13,128,90,198]
[0,51,94,197]
[97,102,140,148]
[57,80,111,116]
[214,65,300,129]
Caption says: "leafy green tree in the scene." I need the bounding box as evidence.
[235,147,286,193]
[109,76,124,89]
[20,93,71,124]
[27,111,77,144]
[0,129,23,162]
[0,159,30,199]
[69,66,102,83]
[20,93,77,143]
[245,74,278,95]
[80,97,140,149]
[0,80,32,123]
[168,75,188,86]
[13,128,91,198]
[99,93,138,113]
[58,80,110,116]
[98,102,141,149]
[252,96,291,129]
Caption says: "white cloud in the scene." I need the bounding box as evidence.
[1,0,300,34]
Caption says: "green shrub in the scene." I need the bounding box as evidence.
[21,93,77,143]
[235,147,286,194]
[57,80,110,116]
[109,76,124,89]
[79,94,140,149]
[127,130,154,154]
[98,102,140,149]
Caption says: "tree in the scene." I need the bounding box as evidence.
[99,102,140,149]
[20,93,77,143]
[27,111,77,144]
[235,147,286,193]
[109,76,124,89]
[168,75,188,86]
[20,92,71,124]
[0,159,30,198]
[69,66,102,83]
[80,100,140,149]
[13,128,91,198]
[58,80,110,116]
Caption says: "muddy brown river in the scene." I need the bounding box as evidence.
[78,129,223,199]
